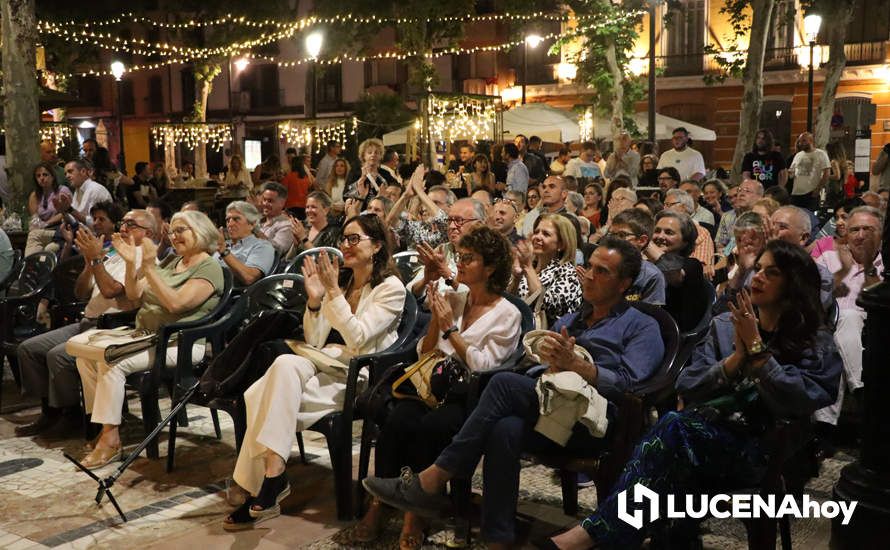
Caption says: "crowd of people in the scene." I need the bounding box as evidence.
[2,125,887,549]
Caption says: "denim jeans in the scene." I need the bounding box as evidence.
[435,372,604,543]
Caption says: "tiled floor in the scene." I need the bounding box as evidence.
[0,373,840,549]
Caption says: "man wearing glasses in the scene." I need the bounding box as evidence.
[15,210,157,437]
[606,209,666,305]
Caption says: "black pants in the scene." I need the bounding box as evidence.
[374,399,467,478]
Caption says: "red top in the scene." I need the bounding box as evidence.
[282,171,311,208]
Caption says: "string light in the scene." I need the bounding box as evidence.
[50,13,644,77]
[278,118,355,153]
[41,11,576,31]
[151,123,232,151]
[427,94,500,144]
[2,123,74,152]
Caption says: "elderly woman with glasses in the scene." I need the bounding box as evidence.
[217,201,276,286]
[224,214,406,530]
[72,210,225,469]
[353,226,521,548]
[510,214,583,329]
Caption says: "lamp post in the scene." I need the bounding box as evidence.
[522,34,544,105]
[648,1,657,143]
[110,61,126,173]
[305,30,324,119]
[804,13,822,133]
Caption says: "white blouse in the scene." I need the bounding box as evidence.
[420,288,522,372]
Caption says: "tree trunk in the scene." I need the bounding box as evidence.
[605,41,625,137]
[730,0,775,184]
[814,2,855,149]
[191,62,220,180]
[2,0,42,216]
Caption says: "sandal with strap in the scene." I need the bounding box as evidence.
[223,499,258,531]
[352,500,389,543]
[399,524,427,550]
[249,472,290,519]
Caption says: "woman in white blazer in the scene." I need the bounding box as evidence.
[224,214,406,530]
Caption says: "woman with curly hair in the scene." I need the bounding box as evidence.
[353,226,522,549]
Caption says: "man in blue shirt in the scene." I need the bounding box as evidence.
[608,208,666,306]
[217,201,276,286]
[504,142,529,194]
[363,237,665,546]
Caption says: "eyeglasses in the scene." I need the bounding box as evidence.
[121,219,149,230]
[657,176,675,182]
[225,216,246,223]
[664,201,682,208]
[339,234,373,247]
[168,226,192,238]
[456,252,477,265]
[446,217,478,228]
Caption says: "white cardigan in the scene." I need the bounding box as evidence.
[302,274,406,363]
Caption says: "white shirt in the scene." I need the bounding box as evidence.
[564,158,602,179]
[83,247,142,319]
[789,149,831,195]
[315,154,338,187]
[71,179,112,226]
[657,147,706,181]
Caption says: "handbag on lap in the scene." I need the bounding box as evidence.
[66,327,157,363]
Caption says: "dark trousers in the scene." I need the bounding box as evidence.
[435,372,605,543]
[791,192,818,212]
[375,399,466,479]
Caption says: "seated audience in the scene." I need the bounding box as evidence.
[813,206,884,431]
[218,201,276,286]
[542,240,840,549]
[257,182,294,255]
[680,179,715,228]
[664,189,715,278]
[811,197,863,255]
[715,179,764,254]
[73,210,225,468]
[510,214,582,329]
[608,208,666,305]
[221,155,253,199]
[488,196,521,244]
[387,167,450,251]
[26,162,73,256]
[355,226,521,546]
[223,215,406,529]
[362,237,664,547]
[286,191,341,259]
[324,158,350,204]
[643,210,709,332]
[15,210,156,436]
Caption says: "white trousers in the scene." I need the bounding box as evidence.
[232,355,318,496]
[77,343,205,426]
[814,309,866,425]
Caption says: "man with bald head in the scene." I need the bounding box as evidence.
[410,197,487,299]
[789,132,830,211]
[715,178,763,252]
[770,205,833,309]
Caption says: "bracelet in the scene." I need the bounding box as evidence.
[219,248,231,258]
[90,258,104,267]
[307,303,322,312]
[442,325,459,340]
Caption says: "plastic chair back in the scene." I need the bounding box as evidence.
[52,255,87,305]
[240,273,307,324]
[628,301,680,403]
[284,246,344,278]
[7,252,57,298]
[393,251,422,284]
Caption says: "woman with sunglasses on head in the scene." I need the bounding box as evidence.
[542,240,841,549]
[224,214,406,530]
[510,214,582,329]
[73,210,225,469]
[354,226,521,549]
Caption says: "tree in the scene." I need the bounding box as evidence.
[2,0,42,215]
[703,0,775,184]
[807,0,856,149]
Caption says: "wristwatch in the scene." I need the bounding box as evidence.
[865,265,878,277]
[747,339,765,355]
[442,325,459,340]
[90,258,103,267]
[219,248,231,258]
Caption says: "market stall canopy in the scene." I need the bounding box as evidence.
[585,111,717,142]
[501,103,581,143]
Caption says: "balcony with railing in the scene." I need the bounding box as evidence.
[644,40,887,77]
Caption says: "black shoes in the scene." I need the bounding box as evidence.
[14,412,60,437]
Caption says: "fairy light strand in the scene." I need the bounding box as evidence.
[151,123,233,151]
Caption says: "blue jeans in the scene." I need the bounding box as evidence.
[435,372,605,543]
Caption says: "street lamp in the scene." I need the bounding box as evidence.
[804,13,822,133]
[305,30,324,119]
[522,34,544,105]
[110,61,126,173]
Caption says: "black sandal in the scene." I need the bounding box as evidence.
[223,499,257,531]
[249,472,291,519]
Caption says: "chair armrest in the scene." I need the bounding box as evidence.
[97,309,139,329]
